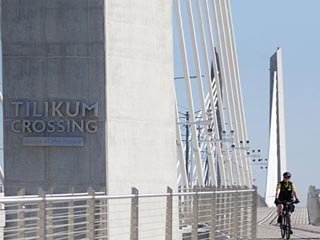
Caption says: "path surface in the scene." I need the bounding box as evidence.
[257,207,320,239]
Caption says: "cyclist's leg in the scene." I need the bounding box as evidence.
[277,204,283,223]
[277,204,283,214]
[287,212,292,235]
[289,205,294,234]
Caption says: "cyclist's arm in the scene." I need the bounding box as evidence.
[293,190,298,200]
[275,183,281,198]
[292,183,299,200]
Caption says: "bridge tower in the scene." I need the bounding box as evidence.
[265,48,287,207]
[1,0,177,198]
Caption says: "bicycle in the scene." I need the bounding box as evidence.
[278,200,297,239]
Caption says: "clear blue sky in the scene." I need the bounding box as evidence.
[231,0,320,205]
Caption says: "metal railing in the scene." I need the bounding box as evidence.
[0,186,257,239]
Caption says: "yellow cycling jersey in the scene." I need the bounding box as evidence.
[277,181,295,191]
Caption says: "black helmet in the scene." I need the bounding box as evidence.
[283,172,291,178]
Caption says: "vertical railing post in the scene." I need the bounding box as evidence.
[178,187,183,227]
[17,188,25,239]
[226,188,232,235]
[229,187,234,236]
[252,186,258,239]
[221,188,226,234]
[0,197,5,240]
[165,187,173,240]
[179,187,189,227]
[130,187,139,240]
[68,187,74,240]
[232,187,238,238]
[46,187,53,240]
[238,187,248,239]
[68,200,74,239]
[217,186,228,234]
[191,186,198,240]
[86,187,95,240]
[37,189,46,239]
[220,186,229,234]
[242,188,249,238]
[99,187,107,238]
[238,187,245,238]
[238,188,243,238]
[215,188,221,234]
[209,186,216,240]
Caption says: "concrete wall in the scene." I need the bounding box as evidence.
[307,186,320,225]
[2,0,106,195]
[2,0,178,232]
[105,1,178,239]
[105,0,177,195]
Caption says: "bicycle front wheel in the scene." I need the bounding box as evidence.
[280,215,286,238]
[285,214,291,239]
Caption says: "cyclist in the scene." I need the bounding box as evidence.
[274,172,300,234]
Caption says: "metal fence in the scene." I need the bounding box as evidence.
[0,186,257,239]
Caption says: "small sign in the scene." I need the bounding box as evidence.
[23,137,84,147]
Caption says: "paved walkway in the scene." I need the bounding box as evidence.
[257,207,320,239]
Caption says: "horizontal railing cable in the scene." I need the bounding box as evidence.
[0,186,257,239]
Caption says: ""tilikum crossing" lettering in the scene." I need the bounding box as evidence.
[10,100,99,134]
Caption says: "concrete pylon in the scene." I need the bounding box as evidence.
[265,48,287,207]
[1,0,177,199]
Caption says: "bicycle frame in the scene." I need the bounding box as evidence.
[279,201,295,239]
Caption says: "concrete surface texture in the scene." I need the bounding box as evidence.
[105,0,177,195]
[2,0,177,208]
[2,1,178,238]
[2,0,107,195]
[308,185,320,225]
[105,1,178,239]
[265,48,288,207]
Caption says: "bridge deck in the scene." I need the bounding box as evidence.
[257,207,320,239]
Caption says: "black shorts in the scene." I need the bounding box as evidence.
[288,204,295,212]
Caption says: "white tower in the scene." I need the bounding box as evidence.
[265,48,287,207]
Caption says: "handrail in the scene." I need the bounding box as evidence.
[0,188,256,204]
[0,186,257,239]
